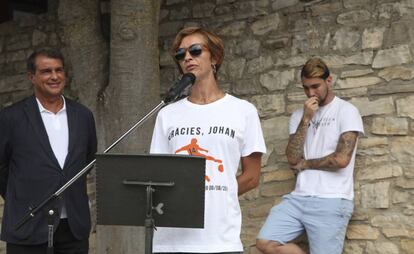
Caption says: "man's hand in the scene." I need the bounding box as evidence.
[303,97,319,122]
[290,159,308,174]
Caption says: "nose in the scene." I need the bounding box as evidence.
[50,70,58,80]
[308,88,317,97]
[184,50,193,61]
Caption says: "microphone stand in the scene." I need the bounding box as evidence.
[15,73,196,230]
[15,100,167,230]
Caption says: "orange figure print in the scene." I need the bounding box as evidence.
[175,138,224,181]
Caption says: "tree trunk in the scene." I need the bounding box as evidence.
[96,0,160,253]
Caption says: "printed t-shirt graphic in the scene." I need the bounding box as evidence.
[175,138,224,181]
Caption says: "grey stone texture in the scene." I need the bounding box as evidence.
[1,0,414,253]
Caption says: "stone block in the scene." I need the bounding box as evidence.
[362,27,385,49]
[351,207,369,221]
[341,68,374,78]
[192,2,215,18]
[337,10,371,25]
[275,55,307,67]
[396,95,414,119]
[237,39,261,60]
[217,21,246,37]
[378,66,414,81]
[346,224,380,240]
[357,163,402,181]
[390,137,414,163]
[250,94,285,117]
[292,29,322,53]
[0,75,29,93]
[369,83,414,96]
[271,0,300,11]
[311,2,342,16]
[287,91,307,102]
[372,45,413,69]
[234,1,269,19]
[244,200,273,219]
[225,57,246,80]
[6,50,26,63]
[392,190,411,204]
[261,116,290,142]
[260,180,295,197]
[371,117,409,135]
[336,76,382,89]
[371,214,412,228]
[401,239,414,253]
[232,78,262,95]
[344,0,373,9]
[343,240,365,254]
[360,181,390,208]
[383,228,411,237]
[251,13,280,36]
[349,97,394,116]
[334,87,368,98]
[333,27,360,51]
[260,69,295,91]
[159,21,183,37]
[170,7,190,20]
[396,179,414,189]
[32,29,47,46]
[263,169,295,182]
[246,56,274,74]
[324,51,373,68]
[365,241,399,254]
[217,0,236,4]
[6,34,31,51]
[263,36,289,50]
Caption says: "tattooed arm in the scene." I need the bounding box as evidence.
[291,131,359,172]
[286,118,310,165]
[286,97,319,165]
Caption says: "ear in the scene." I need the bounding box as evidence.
[210,55,217,65]
[27,72,35,83]
[326,75,333,88]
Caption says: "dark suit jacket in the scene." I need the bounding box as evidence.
[0,95,97,245]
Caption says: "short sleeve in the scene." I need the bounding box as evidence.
[241,105,266,157]
[289,109,304,135]
[339,104,364,135]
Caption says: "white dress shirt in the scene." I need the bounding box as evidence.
[36,96,69,218]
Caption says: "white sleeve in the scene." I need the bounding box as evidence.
[150,111,170,154]
[339,104,364,135]
[289,110,304,135]
[241,105,266,157]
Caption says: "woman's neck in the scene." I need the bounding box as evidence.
[188,79,225,105]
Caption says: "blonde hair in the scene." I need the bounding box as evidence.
[301,57,330,80]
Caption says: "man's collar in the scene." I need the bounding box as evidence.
[36,96,66,114]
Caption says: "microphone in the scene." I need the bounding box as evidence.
[164,73,196,103]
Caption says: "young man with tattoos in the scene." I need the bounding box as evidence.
[256,58,364,254]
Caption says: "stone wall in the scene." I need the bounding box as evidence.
[157,0,414,253]
[0,0,413,253]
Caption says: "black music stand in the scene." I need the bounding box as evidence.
[95,154,206,254]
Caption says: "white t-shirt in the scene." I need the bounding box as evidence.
[150,94,266,253]
[289,96,364,200]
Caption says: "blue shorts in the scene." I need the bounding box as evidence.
[257,194,353,254]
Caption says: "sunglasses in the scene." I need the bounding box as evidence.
[174,43,204,61]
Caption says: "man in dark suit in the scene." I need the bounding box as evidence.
[0,48,97,253]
